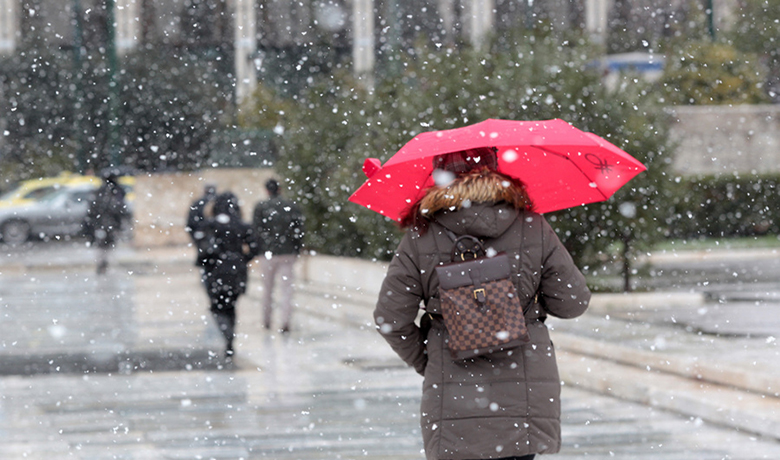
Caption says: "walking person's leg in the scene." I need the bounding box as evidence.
[260,256,278,329]
[96,247,109,274]
[210,292,237,357]
[97,229,118,275]
[277,255,296,333]
[96,240,115,275]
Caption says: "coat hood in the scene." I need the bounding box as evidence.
[434,202,518,238]
[419,169,528,239]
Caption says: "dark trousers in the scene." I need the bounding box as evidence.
[209,293,237,350]
[202,266,240,352]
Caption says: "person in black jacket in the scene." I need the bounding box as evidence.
[189,191,259,358]
[84,170,129,275]
[185,184,217,265]
[253,179,305,333]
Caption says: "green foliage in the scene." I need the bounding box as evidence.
[118,48,232,171]
[0,46,80,183]
[728,0,780,101]
[659,41,769,105]
[277,70,395,259]
[729,0,780,56]
[0,43,235,176]
[0,0,236,175]
[667,173,780,239]
[264,28,676,265]
[238,83,295,131]
[547,80,674,269]
[607,0,711,54]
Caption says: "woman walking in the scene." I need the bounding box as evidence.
[373,148,591,459]
[189,191,259,359]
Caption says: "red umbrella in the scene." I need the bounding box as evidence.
[349,118,646,221]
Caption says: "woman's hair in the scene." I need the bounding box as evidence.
[431,147,499,173]
[212,192,242,220]
[399,148,530,233]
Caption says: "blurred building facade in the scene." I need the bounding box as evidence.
[0,0,738,102]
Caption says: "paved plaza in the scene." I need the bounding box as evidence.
[0,242,779,459]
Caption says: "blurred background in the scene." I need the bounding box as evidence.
[0,0,778,277]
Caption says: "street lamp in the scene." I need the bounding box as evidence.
[105,0,121,167]
[618,202,637,292]
[72,0,87,173]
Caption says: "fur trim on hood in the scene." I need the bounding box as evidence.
[418,169,530,218]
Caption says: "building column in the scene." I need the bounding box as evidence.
[352,0,374,89]
[437,0,455,44]
[585,0,612,45]
[713,0,735,32]
[234,0,257,104]
[116,0,140,54]
[468,0,493,48]
[0,0,18,55]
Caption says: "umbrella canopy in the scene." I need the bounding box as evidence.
[349,118,646,221]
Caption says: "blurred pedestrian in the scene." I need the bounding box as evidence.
[253,178,305,333]
[185,183,217,265]
[189,191,259,359]
[84,169,129,275]
[373,149,591,460]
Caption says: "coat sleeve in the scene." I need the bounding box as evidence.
[373,232,428,375]
[538,218,591,319]
[243,223,262,261]
[186,196,207,238]
[291,204,305,253]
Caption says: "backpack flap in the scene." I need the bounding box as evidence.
[435,252,530,359]
[437,253,512,308]
[437,253,511,287]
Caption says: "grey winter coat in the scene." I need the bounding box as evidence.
[373,174,590,460]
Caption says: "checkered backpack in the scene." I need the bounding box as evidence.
[434,231,530,359]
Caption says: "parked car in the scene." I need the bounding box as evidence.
[0,184,101,244]
[0,172,84,207]
[0,173,135,209]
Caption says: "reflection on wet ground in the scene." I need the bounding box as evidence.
[0,267,223,375]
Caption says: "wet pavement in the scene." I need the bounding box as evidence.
[1,241,780,458]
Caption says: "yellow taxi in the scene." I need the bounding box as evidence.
[0,172,136,244]
[0,172,135,208]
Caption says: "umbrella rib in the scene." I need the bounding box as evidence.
[530,146,611,201]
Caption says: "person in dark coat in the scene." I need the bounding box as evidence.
[185,184,217,265]
[189,191,259,358]
[373,148,591,460]
[84,170,129,275]
[252,178,305,333]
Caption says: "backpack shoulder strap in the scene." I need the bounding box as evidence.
[438,226,486,261]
